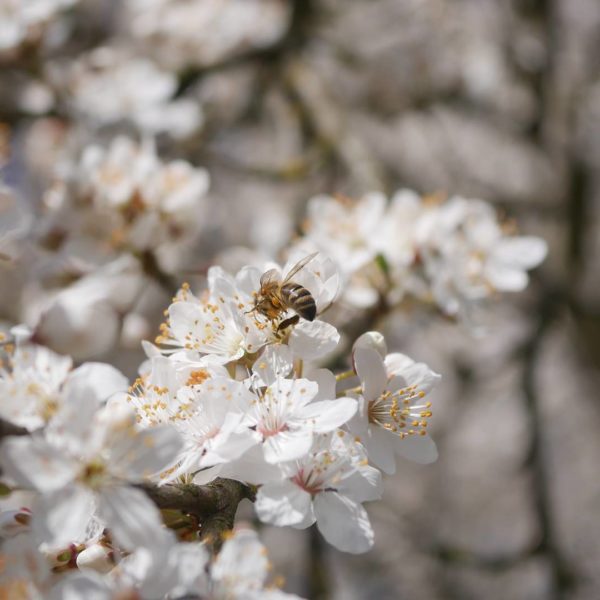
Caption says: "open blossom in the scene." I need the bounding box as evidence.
[51,528,304,599]
[31,256,145,360]
[0,401,183,549]
[349,345,440,474]
[255,431,382,553]
[296,189,548,317]
[210,528,304,599]
[43,136,210,265]
[0,339,127,431]
[162,272,266,366]
[126,368,257,484]
[413,195,548,316]
[64,46,202,136]
[235,376,357,466]
[125,0,292,70]
[161,254,341,366]
[301,193,386,275]
[221,253,341,360]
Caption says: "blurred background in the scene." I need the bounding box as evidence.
[1,1,599,598]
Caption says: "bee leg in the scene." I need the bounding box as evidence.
[277,315,300,332]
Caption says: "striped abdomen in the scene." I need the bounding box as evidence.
[280,282,317,321]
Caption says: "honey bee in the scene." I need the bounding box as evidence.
[252,253,318,331]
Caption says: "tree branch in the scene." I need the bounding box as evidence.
[139,478,256,552]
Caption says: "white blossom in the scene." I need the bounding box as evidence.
[255,431,382,553]
[0,341,127,431]
[1,401,183,550]
[349,345,440,474]
[124,0,292,70]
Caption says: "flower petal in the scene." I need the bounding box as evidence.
[115,424,183,480]
[394,433,438,464]
[212,529,269,591]
[255,480,312,526]
[66,363,129,405]
[491,236,548,269]
[289,320,340,360]
[0,436,77,492]
[263,430,313,464]
[298,398,357,433]
[354,348,386,400]
[97,485,165,550]
[34,485,95,547]
[314,492,374,553]
[364,427,396,475]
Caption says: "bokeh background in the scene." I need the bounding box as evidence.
[1,1,599,599]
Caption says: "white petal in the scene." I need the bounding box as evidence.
[354,348,386,400]
[364,427,396,475]
[34,485,95,547]
[212,529,269,590]
[346,397,369,436]
[339,466,383,503]
[485,263,529,292]
[298,398,357,433]
[253,345,293,386]
[219,446,284,485]
[386,353,441,393]
[384,352,415,377]
[48,571,113,600]
[394,433,438,464]
[97,485,165,550]
[263,430,313,464]
[255,480,312,526]
[492,237,548,269]
[0,436,77,492]
[289,320,340,360]
[310,368,337,401]
[314,492,374,553]
[66,363,129,405]
[114,425,183,480]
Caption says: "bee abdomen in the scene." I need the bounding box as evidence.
[281,283,317,321]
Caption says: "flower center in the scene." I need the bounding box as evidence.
[292,469,323,496]
[368,386,432,438]
[80,460,107,489]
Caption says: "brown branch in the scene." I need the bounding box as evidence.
[0,419,28,441]
[139,478,256,553]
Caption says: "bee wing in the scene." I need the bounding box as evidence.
[282,252,318,284]
[260,268,281,287]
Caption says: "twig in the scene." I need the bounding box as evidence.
[140,478,256,553]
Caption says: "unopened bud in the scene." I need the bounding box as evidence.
[76,543,114,574]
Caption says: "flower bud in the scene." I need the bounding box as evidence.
[76,543,114,574]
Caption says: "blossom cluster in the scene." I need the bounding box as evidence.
[0,242,449,596]
[0,1,551,592]
[295,190,547,322]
